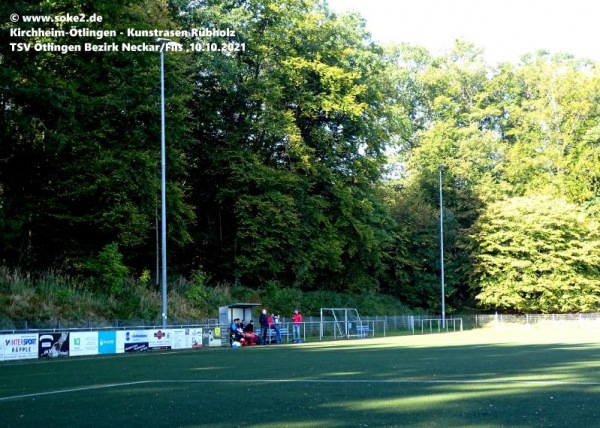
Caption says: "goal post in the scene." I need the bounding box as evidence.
[320,308,364,340]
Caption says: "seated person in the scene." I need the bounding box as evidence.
[243,320,254,333]
[230,318,244,344]
[242,320,259,345]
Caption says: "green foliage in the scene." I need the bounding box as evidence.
[0,0,194,272]
[230,284,261,304]
[299,290,413,316]
[0,267,98,324]
[0,268,411,327]
[186,269,210,306]
[183,0,400,292]
[260,280,303,315]
[394,45,600,312]
[3,1,600,316]
[465,196,600,313]
[184,270,237,317]
[0,267,192,325]
[139,269,152,285]
[86,243,128,295]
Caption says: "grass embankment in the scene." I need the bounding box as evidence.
[0,267,413,329]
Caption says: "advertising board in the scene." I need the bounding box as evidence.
[39,332,69,358]
[1,334,39,361]
[69,331,98,356]
[98,330,117,354]
[148,329,172,350]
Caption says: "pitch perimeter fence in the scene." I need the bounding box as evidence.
[3,313,600,339]
[264,313,592,341]
[6,313,600,362]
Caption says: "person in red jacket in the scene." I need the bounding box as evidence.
[292,308,303,343]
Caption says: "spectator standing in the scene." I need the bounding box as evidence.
[271,313,281,344]
[259,309,269,345]
[292,308,303,343]
[267,313,274,344]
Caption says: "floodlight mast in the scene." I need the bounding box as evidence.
[438,165,447,329]
[155,37,182,330]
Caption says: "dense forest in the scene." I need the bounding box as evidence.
[1,0,600,320]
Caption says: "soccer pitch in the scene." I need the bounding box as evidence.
[2,327,600,427]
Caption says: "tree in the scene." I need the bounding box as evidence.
[465,196,600,313]
[386,42,494,309]
[0,0,194,273]
[390,43,600,310]
[182,0,401,291]
[497,53,600,202]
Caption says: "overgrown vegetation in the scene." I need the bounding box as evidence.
[0,267,413,329]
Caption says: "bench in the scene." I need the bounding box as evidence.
[256,327,290,344]
[277,327,289,342]
[357,325,370,338]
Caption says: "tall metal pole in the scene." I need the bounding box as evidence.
[155,38,182,330]
[438,166,446,329]
[155,202,159,287]
[160,49,167,329]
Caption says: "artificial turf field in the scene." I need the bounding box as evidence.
[1,326,600,427]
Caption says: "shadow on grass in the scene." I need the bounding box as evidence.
[2,330,600,427]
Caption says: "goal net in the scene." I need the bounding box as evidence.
[320,308,364,340]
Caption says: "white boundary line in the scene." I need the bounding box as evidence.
[2,378,600,402]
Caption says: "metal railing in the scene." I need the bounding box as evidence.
[416,318,463,333]
[3,313,600,337]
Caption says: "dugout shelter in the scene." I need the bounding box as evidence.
[219,303,261,328]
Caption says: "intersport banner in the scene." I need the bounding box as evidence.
[1,334,39,361]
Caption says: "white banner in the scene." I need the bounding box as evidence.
[171,328,196,349]
[117,330,150,353]
[1,334,39,361]
[69,331,99,356]
[148,329,172,350]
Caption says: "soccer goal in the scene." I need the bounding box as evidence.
[320,308,365,340]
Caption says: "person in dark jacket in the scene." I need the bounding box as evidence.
[243,320,254,333]
[259,309,269,345]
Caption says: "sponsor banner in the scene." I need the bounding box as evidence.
[171,329,194,350]
[149,329,172,350]
[124,342,149,353]
[202,327,221,347]
[1,334,39,361]
[220,327,231,346]
[69,331,98,357]
[127,330,150,342]
[39,332,69,358]
[98,330,117,354]
[191,328,203,348]
[118,330,151,353]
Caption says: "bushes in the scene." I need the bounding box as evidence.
[256,285,412,317]
[0,264,413,328]
[86,243,128,295]
[260,281,303,315]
